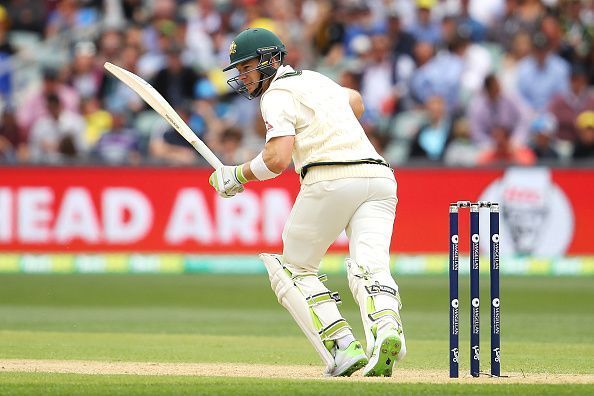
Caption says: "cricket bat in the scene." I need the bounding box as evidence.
[103,62,223,169]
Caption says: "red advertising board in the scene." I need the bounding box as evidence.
[0,167,592,255]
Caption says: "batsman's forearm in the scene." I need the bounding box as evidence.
[241,162,257,182]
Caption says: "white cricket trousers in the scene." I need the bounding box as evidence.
[282,176,397,276]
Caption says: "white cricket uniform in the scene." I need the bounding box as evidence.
[261,65,396,274]
[260,65,404,354]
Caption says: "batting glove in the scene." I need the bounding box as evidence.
[209,165,248,198]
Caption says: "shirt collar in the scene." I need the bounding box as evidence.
[271,64,295,83]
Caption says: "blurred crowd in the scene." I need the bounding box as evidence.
[0,0,592,167]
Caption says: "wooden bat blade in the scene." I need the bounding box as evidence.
[103,62,223,169]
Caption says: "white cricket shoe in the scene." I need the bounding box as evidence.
[329,340,368,377]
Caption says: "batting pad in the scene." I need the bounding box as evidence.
[260,253,352,375]
[345,258,405,359]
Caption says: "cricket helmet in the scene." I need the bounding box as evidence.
[224,28,287,99]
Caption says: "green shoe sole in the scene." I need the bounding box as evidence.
[338,356,368,377]
[364,335,402,377]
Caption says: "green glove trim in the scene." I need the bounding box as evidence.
[235,165,248,184]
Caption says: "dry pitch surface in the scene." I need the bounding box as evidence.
[1,360,593,384]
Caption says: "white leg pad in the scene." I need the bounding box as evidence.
[260,253,352,375]
[345,257,405,359]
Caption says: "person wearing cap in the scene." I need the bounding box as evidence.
[572,111,594,160]
[70,41,103,99]
[409,0,441,45]
[208,28,406,378]
[528,113,560,160]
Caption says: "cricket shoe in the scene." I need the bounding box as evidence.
[363,324,404,377]
[329,340,368,377]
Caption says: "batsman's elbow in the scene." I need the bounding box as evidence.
[346,88,365,118]
[265,155,291,174]
[263,135,294,173]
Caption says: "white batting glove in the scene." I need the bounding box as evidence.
[208,165,248,198]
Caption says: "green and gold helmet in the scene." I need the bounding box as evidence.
[224,28,287,99]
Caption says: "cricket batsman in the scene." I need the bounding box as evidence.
[209,28,406,377]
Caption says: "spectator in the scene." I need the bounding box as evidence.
[148,104,204,165]
[386,9,416,59]
[341,2,381,57]
[0,6,15,103]
[6,0,48,35]
[488,0,531,51]
[516,0,545,34]
[192,78,230,148]
[96,28,124,65]
[315,42,350,83]
[443,117,479,166]
[69,41,103,99]
[516,33,570,113]
[137,22,185,79]
[17,67,80,135]
[0,106,28,163]
[45,0,100,45]
[137,0,177,56]
[409,0,441,46]
[498,31,533,99]
[560,0,593,64]
[80,96,112,146]
[308,0,346,58]
[92,111,141,165]
[529,113,560,161]
[410,36,464,113]
[216,126,253,165]
[409,95,454,161]
[28,93,87,163]
[468,74,527,148]
[540,13,576,65]
[477,126,536,166]
[152,44,200,108]
[548,64,594,142]
[457,29,493,102]
[360,33,414,122]
[412,40,435,69]
[101,44,144,113]
[572,111,594,160]
[452,0,486,43]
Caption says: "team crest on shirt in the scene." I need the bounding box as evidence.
[229,41,237,54]
[264,120,274,131]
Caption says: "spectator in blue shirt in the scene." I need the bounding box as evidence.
[454,0,486,43]
[517,33,570,112]
[409,0,441,46]
[410,36,465,113]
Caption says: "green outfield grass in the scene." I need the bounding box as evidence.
[0,273,593,394]
[2,373,593,396]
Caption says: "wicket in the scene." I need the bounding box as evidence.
[449,201,501,378]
